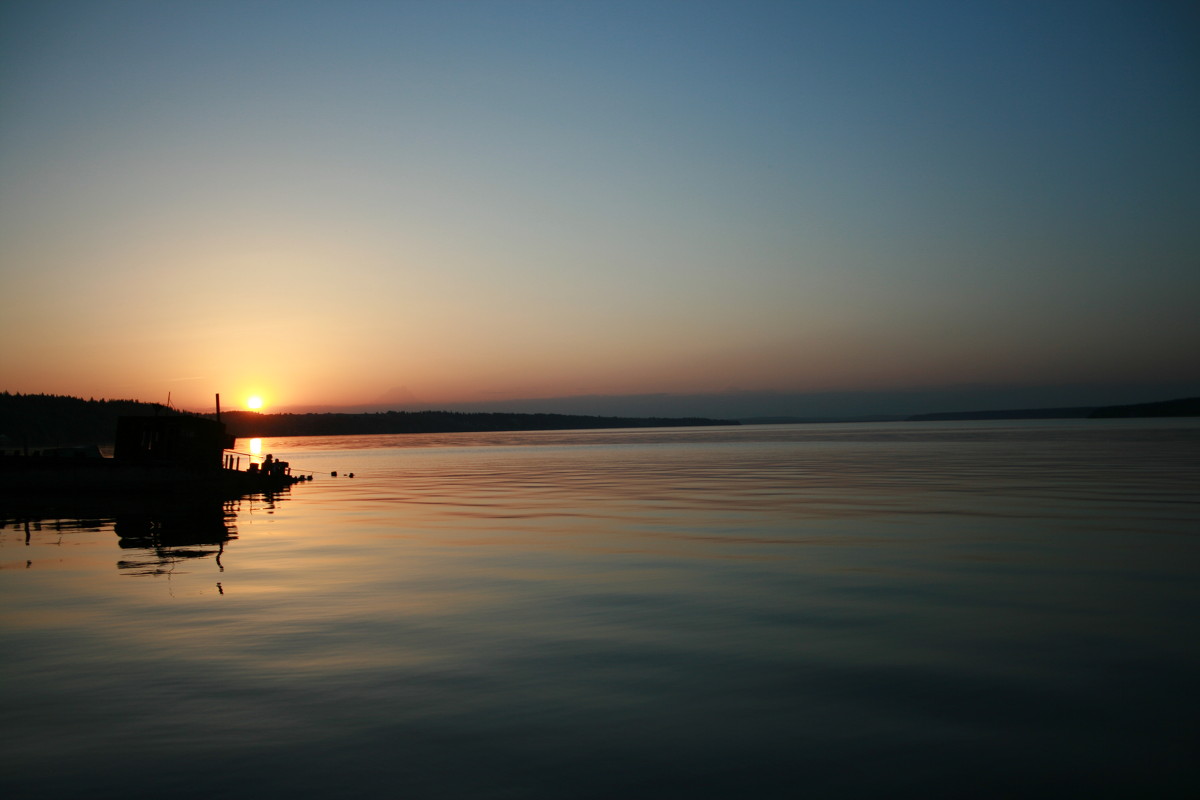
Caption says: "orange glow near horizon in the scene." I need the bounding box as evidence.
[1,4,1198,427]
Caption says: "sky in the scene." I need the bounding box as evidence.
[2,0,1198,418]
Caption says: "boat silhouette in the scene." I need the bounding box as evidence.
[1,411,307,500]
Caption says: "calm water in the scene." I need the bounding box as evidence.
[2,421,1198,798]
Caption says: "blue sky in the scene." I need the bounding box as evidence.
[2,1,1197,416]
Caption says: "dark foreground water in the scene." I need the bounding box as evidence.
[2,421,1198,798]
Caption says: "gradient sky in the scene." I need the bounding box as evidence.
[2,0,1198,416]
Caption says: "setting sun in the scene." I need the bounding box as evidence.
[246,396,264,410]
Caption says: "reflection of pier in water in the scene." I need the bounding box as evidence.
[115,498,239,576]
[2,491,290,577]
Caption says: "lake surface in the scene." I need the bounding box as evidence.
[3,420,1198,798]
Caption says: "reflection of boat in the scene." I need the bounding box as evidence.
[0,413,307,499]
[3,489,284,578]
[114,499,241,575]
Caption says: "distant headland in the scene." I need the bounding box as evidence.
[907,396,1200,422]
[747,396,1200,424]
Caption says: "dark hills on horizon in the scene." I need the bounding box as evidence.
[215,409,737,439]
[2,392,1197,447]
[0,393,737,446]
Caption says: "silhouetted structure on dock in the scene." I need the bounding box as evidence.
[114,414,234,468]
[2,403,306,501]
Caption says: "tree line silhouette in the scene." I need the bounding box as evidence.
[1,393,737,446]
[220,409,737,437]
[0,393,183,448]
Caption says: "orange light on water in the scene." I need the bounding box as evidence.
[249,438,262,456]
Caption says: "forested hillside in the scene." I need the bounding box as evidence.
[0,393,182,447]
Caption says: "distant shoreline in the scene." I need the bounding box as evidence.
[0,393,738,446]
[218,409,739,439]
[3,392,1196,447]
[741,396,1200,425]
[906,396,1200,422]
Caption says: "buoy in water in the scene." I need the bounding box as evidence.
[348,472,355,478]
[331,471,337,477]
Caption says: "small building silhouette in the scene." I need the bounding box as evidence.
[113,416,235,470]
